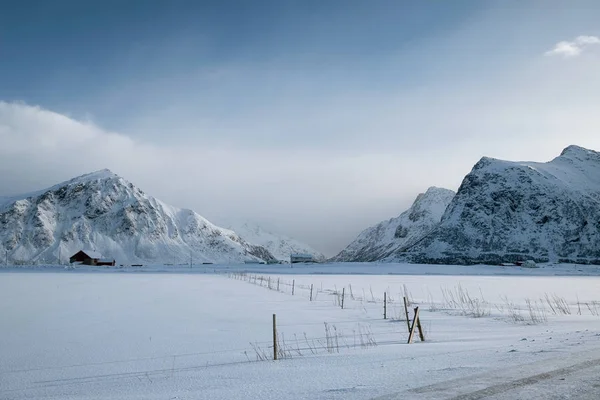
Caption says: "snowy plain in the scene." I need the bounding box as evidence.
[2,263,600,399]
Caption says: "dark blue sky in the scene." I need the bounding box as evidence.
[1,0,483,128]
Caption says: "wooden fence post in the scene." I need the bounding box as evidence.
[416,307,425,342]
[403,296,411,333]
[384,292,387,320]
[277,278,280,291]
[292,280,295,295]
[407,307,420,344]
[341,287,345,309]
[273,314,278,360]
[310,284,313,302]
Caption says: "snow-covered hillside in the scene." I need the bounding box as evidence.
[0,170,277,264]
[400,145,600,265]
[333,187,455,262]
[226,221,324,262]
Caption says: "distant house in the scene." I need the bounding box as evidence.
[290,253,315,264]
[69,250,115,266]
[96,258,116,266]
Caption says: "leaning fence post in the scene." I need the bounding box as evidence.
[403,296,411,333]
[416,307,425,342]
[292,280,295,295]
[341,287,345,309]
[384,292,387,320]
[310,284,314,302]
[407,307,421,344]
[273,314,278,360]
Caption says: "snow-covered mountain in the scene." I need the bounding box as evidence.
[226,221,325,263]
[399,145,600,265]
[333,187,455,262]
[0,170,277,265]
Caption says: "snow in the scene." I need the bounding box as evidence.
[0,169,118,213]
[334,187,455,262]
[4,260,600,276]
[473,146,600,196]
[402,145,600,264]
[225,221,324,262]
[54,168,119,188]
[78,250,104,259]
[0,170,278,265]
[2,265,600,399]
[331,146,600,265]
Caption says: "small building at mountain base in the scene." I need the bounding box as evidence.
[69,250,115,266]
[96,259,116,266]
[290,253,315,263]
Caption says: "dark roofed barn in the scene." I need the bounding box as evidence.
[69,250,115,266]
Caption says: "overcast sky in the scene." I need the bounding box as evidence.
[1,1,600,256]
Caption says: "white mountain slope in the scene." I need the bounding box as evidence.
[400,145,600,265]
[0,170,277,265]
[226,221,325,262]
[333,187,455,262]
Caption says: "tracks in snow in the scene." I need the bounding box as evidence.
[374,347,600,400]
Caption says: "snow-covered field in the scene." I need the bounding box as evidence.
[2,265,600,399]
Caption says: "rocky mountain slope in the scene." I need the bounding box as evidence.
[398,145,600,264]
[225,222,324,263]
[0,170,277,265]
[333,187,455,262]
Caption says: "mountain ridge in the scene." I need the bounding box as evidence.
[0,170,277,265]
[396,145,600,264]
[333,187,455,262]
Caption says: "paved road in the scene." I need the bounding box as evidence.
[374,348,600,400]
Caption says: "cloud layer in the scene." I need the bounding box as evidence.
[1,101,436,256]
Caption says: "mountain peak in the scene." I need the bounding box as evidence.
[401,145,600,265]
[47,169,125,194]
[558,145,599,162]
[0,169,124,211]
[333,187,455,262]
[424,186,455,196]
[69,169,118,184]
[413,187,456,207]
[0,170,278,265]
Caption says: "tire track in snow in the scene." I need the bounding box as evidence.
[373,347,600,400]
[447,358,600,400]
